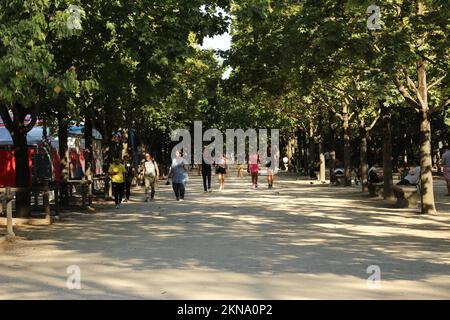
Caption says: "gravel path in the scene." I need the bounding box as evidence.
[1,173,450,299]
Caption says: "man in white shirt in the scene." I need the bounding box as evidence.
[368,163,382,183]
[442,146,450,195]
[397,160,421,186]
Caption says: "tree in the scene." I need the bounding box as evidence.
[0,0,80,216]
[371,0,450,214]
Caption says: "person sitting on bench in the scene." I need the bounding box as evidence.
[368,163,382,184]
[397,160,420,186]
[330,159,344,184]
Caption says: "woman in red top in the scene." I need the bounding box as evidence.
[248,152,259,189]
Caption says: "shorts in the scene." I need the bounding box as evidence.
[217,166,227,174]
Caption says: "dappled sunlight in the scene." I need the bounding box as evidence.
[1,174,450,299]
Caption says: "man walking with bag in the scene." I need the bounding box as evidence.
[141,153,159,202]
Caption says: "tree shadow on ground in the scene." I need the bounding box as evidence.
[4,175,448,290]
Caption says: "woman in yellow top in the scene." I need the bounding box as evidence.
[108,158,126,209]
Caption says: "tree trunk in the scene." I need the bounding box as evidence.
[308,120,315,176]
[101,109,113,199]
[121,129,129,159]
[12,129,31,217]
[84,112,93,181]
[319,140,326,182]
[0,103,43,217]
[301,130,308,174]
[359,116,369,192]
[58,116,69,206]
[329,110,336,178]
[417,57,437,214]
[343,103,351,186]
[102,108,112,167]
[380,101,394,200]
[436,148,442,174]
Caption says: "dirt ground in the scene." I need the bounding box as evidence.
[1,173,450,299]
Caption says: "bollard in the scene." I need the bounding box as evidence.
[6,187,15,238]
[88,180,93,206]
[81,181,87,207]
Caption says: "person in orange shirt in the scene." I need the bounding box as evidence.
[108,158,126,209]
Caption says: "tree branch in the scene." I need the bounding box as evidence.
[392,75,421,112]
[428,74,446,91]
[367,108,382,131]
[329,105,343,120]
[0,105,14,132]
[24,104,39,134]
[349,112,356,121]
[431,98,450,114]
[402,68,418,95]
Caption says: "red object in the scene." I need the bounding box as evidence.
[0,147,36,187]
[0,146,60,187]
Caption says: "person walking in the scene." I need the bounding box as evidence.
[266,149,274,189]
[442,146,450,196]
[248,152,259,189]
[108,158,126,209]
[123,155,134,202]
[215,153,227,191]
[170,150,188,201]
[201,149,212,192]
[141,153,159,202]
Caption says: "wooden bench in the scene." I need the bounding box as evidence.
[0,188,15,239]
[393,185,419,208]
[368,182,384,197]
[67,180,93,207]
[0,186,54,233]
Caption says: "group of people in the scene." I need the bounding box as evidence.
[107,149,278,207]
[330,148,450,194]
[108,153,160,208]
[367,151,450,193]
[170,149,277,200]
[368,160,421,186]
[107,146,450,208]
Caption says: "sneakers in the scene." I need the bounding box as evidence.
[115,205,120,209]
[123,199,129,203]
[208,189,212,193]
